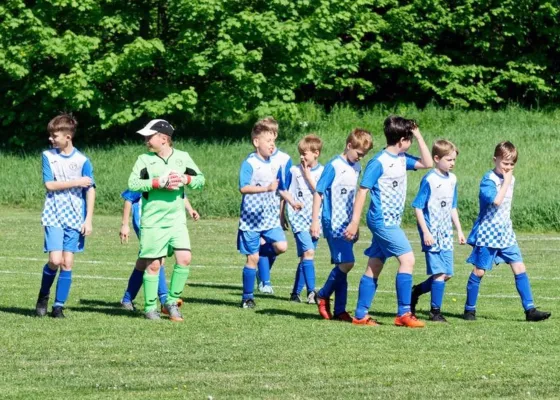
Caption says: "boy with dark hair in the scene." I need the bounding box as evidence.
[345,116,432,328]
[35,114,96,318]
[463,141,551,322]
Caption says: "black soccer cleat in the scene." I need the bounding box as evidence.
[35,293,49,317]
[429,308,448,323]
[289,293,302,303]
[410,285,422,315]
[525,308,551,322]
[51,306,65,319]
[240,299,256,309]
[463,310,476,321]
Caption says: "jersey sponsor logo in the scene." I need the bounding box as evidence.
[298,191,303,197]
[441,201,447,208]
[69,162,78,171]
[392,181,398,187]
[256,183,261,187]
[341,188,347,195]
[175,160,184,167]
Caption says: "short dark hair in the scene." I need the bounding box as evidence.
[47,114,78,138]
[383,115,416,146]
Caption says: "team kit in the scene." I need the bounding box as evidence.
[34,114,551,326]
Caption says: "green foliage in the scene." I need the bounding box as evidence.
[1,0,560,146]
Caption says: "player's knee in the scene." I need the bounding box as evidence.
[339,262,354,273]
[175,252,191,266]
[302,249,315,259]
[247,253,260,267]
[273,241,288,255]
[473,268,485,278]
[48,256,63,269]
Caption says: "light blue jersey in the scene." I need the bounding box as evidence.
[41,148,95,230]
[238,153,282,232]
[316,156,361,239]
[360,150,419,229]
[412,170,458,252]
[467,170,517,249]
[285,163,324,234]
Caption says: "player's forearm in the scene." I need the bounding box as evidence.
[311,192,322,223]
[240,185,269,194]
[85,188,96,221]
[349,188,368,224]
[45,181,78,191]
[279,190,297,208]
[128,175,153,192]
[122,201,132,225]
[414,208,430,234]
[492,183,510,206]
[414,130,433,169]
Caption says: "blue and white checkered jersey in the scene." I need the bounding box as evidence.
[41,148,95,230]
[316,156,361,239]
[271,148,292,206]
[285,163,324,234]
[238,153,282,232]
[121,189,142,238]
[467,170,517,249]
[412,170,458,252]
[361,150,419,229]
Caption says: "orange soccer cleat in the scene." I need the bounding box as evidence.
[394,312,426,328]
[317,296,332,320]
[352,315,380,327]
[332,311,353,322]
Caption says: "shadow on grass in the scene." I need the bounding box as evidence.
[72,298,141,318]
[0,306,37,317]
[182,297,241,308]
[188,282,241,291]
[255,308,324,320]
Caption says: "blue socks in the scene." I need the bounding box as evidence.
[318,266,344,299]
[333,273,348,316]
[292,262,305,295]
[122,268,143,303]
[242,266,256,300]
[431,280,446,309]
[396,272,413,316]
[417,276,433,296]
[465,272,481,311]
[514,272,535,311]
[158,265,168,305]
[40,264,57,296]
[54,270,72,307]
[355,275,378,319]
[257,257,272,286]
[301,259,316,292]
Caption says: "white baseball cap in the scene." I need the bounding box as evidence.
[137,119,175,136]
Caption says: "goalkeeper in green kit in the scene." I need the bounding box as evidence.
[128,119,205,321]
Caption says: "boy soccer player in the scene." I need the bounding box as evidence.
[119,189,199,313]
[238,122,288,308]
[279,134,324,304]
[311,129,373,321]
[35,114,96,318]
[128,119,205,321]
[463,141,551,322]
[255,117,292,294]
[410,140,466,322]
[344,116,432,328]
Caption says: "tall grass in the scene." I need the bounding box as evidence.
[2,104,560,230]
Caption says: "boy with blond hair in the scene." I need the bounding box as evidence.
[463,141,550,322]
[410,140,466,322]
[128,119,205,321]
[345,116,432,328]
[279,134,324,303]
[311,129,373,321]
[237,122,288,308]
[254,116,292,294]
[35,114,96,318]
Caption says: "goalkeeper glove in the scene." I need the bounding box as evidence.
[152,171,182,190]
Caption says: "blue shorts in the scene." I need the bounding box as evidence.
[43,226,84,253]
[323,226,354,264]
[467,245,523,271]
[364,226,412,263]
[237,227,286,255]
[294,231,319,257]
[425,251,454,276]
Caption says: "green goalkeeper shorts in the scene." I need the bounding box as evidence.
[139,224,191,259]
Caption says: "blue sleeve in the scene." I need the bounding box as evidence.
[452,182,458,209]
[284,158,292,180]
[239,161,253,189]
[282,167,292,191]
[412,177,431,209]
[42,153,53,183]
[479,176,497,206]
[316,163,335,194]
[121,189,142,204]
[360,159,383,189]
[82,159,96,188]
[405,153,420,171]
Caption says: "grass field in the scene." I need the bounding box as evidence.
[0,207,558,399]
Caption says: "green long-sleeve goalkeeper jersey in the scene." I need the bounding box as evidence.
[128,149,205,228]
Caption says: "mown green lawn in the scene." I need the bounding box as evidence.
[0,208,558,399]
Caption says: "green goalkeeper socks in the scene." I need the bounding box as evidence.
[143,272,159,312]
[166,264,190,305]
